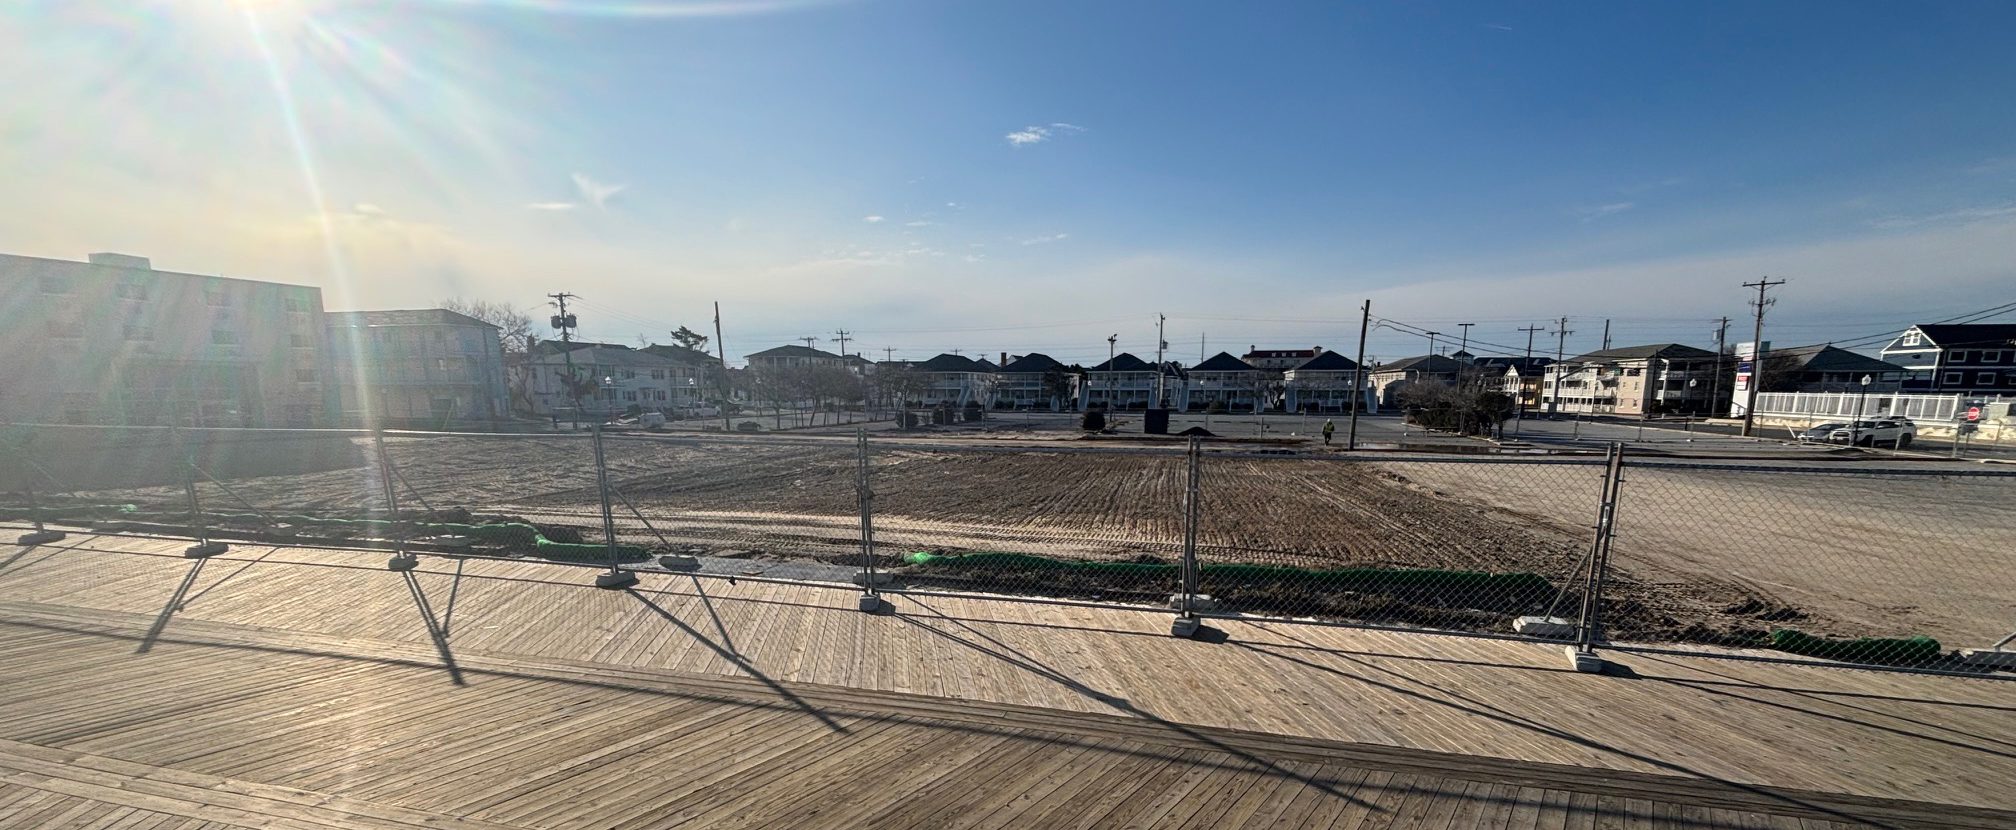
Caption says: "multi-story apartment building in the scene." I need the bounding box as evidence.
[520,341,702,419]
[744,344,849,372]
[1366,355,1462,408]
[912,353,997,408]
[1081,353,1170,410]
[324,309,509,426]
[1283,351,1364,413]
[1183,352,1264,412]
[1879,324,2016,398]
[1541,344,1721,416]
[0,252,330,427]
[993,353,1077,410]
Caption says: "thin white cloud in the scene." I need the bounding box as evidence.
[1005,122,1087,146]
[571,172,626,210]
[945,201,960,208]
[1484,22,1514,31]
[863,215,885,223]
[1019,233,1071,245]
[963,253,986,263]
[525,202,579,211]
[1867,203,2016,230]
[1577,202,1635,222]
[904,220,936,227]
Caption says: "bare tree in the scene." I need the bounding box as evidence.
[440,298,536,354]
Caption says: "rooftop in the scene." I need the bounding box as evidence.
[1372,354,1465,374]
[1566,343,1719,363]
[1292,350,1361,372]
[746,344,845,361]
[1896,324,2016,350]
[1191,351,1260,372]
[0,535,2009,828]
[915,353,994,373]
[1089,352,1156,372]
[998,352,1068,373]
[325,308,498,329]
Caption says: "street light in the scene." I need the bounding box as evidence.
[1687,378,1699,440]
[1853,374,1873,446]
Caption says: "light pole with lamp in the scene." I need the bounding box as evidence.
[1686,378,1698,440]
[1853,374,1873,446]
[1106,334,1118,412]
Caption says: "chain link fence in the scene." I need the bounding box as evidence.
[4,422,2012,675]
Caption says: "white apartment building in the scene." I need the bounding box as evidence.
[324,309,509,426]
[1183,352,1264,412]
[521,341,703,419]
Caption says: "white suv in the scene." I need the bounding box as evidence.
[1827,418,1915,448]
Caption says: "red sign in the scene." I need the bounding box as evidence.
[1966,406,1982,421]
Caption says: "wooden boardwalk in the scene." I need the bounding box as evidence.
[2,534,2014,828]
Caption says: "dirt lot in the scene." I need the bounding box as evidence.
[27,431,2014,648]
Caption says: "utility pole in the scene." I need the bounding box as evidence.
[833,329,852,356]
[1426,331,1441,360]
[1710,316,1729,421]
[1107,334,1118,410]
[882,346,896,362]
[1548,317,1573,416]
[1600,319,1611,351]
[1348,300,1370,450]
[1457,323,1474,362]
[1517,324,1544,433]
[1155,313,1167,408]
[548,292,580,429]
[1739,279,1787,437]
[1199,333,1205,363]
[799,336,820,349]
[712,301,730,432]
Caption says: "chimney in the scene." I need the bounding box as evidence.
[1000,351,1008,368]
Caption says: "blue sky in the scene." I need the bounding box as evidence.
[4,0,2014,364]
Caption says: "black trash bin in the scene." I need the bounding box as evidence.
[1144,408,1170,435]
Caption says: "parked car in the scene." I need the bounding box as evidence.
[1796,422,1849,443]
[1827,419,1915,448]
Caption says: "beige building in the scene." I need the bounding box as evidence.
[1541,344,1721,416]
[0,252,330,427]
[324,309,509,427]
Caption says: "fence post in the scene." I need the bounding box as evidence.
[17,483,66,546]
[590,425,637,589]
[376,430,419,572]
[1172,436,1204,638]
[854,429,886,613]
[1570,442,1626,671]
[176,427,229,558]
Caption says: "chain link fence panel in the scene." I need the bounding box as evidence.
[1606,459,2016,670]
[1189,452,1611,637]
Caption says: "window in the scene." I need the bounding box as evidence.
[39,275,71,294]
[1979,372,1998,386]
[116,281,148,300]
[1901,332,1921,347]
[1951,350,1972,364]
[212,329,238,345]
[291,334,312,348]
[1985,351,2004,364]
[651,369,666,380]
[623,390,638,402]
[622,369,636,380]
[295,368,319,383]
[1943,371,1964,385]
[123,324,154,341]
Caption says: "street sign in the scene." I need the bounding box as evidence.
[1965,406,1982,422]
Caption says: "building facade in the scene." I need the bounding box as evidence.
[744,344,848,371]
[993,353,1078,410]
[1183,352,1264,412]
[912,353,997,408]
[1241,346,1325,372]
[1282,351,1365,413]
[324,309,508,426]
[1081,353,1169,410]
[1879,324,2016,398]
[0,252,330,427]
[1367,355,1462,408]
[1541,344,1722,416]
[519,341,702,419]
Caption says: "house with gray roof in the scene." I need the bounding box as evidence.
[1183,352,1265,412]
[1879,324,2016,397]
[1283,350,1367,413]
[995,353,1078,411]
